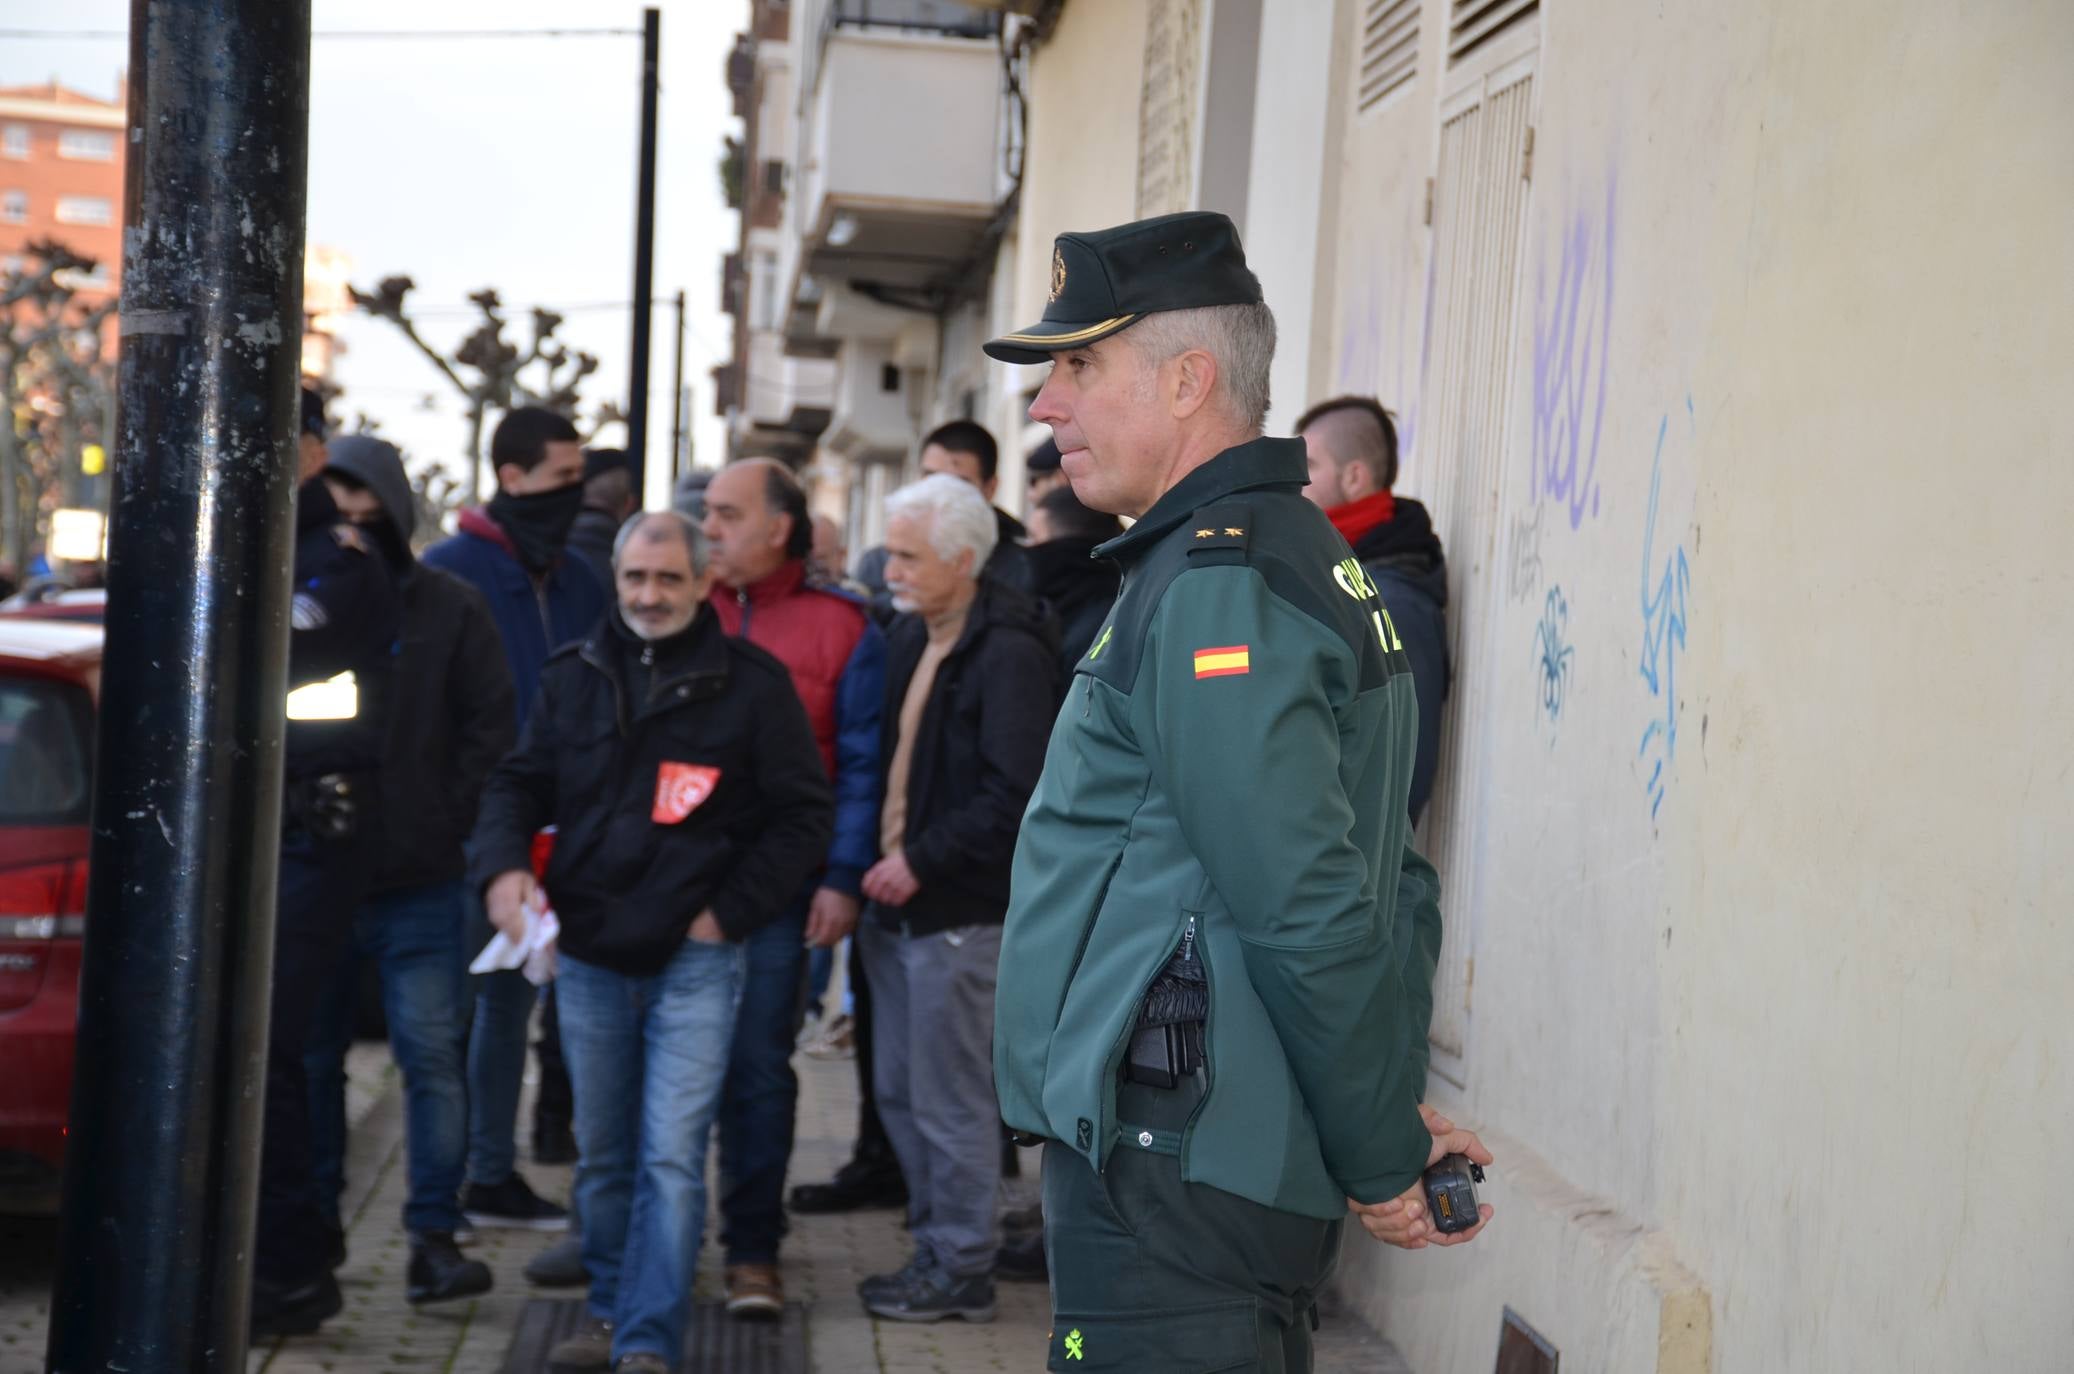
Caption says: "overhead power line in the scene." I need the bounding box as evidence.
[0,27,641,41]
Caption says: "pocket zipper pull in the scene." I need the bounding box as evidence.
[1181,915,1197,962]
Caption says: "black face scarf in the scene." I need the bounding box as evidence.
[487,483,584,574]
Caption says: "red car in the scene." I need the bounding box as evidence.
[0,618,100,1214]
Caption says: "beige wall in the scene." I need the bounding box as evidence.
[1321,1,2074,1369]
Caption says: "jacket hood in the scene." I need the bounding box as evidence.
[323,434,416,548]
[1351,495,1448,607]
[1025,537,1119,614]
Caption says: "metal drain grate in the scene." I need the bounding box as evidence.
[502,1298,809,1374]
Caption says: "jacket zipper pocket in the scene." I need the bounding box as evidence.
[1097,910,1197,1170]
[1059,848,1126,993]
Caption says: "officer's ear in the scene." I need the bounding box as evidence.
[1170,348,1219,422]
[495,461,529,496]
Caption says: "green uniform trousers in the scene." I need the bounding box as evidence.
[1041,1073,1342,1372]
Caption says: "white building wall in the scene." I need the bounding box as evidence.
[1317,1,2074,1370]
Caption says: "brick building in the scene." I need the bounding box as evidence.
[0,80,125,302]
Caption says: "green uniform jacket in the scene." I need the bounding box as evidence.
[994,437,1444,1219]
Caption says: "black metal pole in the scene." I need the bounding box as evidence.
[46,0,310,1369]
[670,288,687,480]
[626,6,661,505]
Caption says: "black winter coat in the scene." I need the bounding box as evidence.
[373,565,516,892]
[469,605,834,975]
[1352,496,1451,826]
[1024,536,1119,683]
[875,581,1057,936]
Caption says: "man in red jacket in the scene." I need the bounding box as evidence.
[699,458,887,1317]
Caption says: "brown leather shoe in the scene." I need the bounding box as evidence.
[724,1262,784,1320]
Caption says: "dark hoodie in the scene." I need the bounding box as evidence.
[1340,493,1451,825]
[324,437,518,893]
[875,579,1059,936]
[1024,536,1120,683]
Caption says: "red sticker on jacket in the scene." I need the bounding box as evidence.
[653,763,721,824]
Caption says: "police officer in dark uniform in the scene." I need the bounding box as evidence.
[986,215,1494,1371]
[250,391,401,1338]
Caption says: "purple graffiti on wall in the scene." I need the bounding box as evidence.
[1531,174,1618,530]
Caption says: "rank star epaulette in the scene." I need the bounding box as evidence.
[1185,503,1252,563]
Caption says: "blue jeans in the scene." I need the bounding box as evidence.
[559,940,743,1362]
[306,879,471,1235]
[466,879,537,1187]
[717,897,809,1265]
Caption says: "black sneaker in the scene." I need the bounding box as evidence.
[408,1231,494,1304]
[250,1270,343,1339]
[526,1234,589,1287]
[788,1156,908,1214]
[857,1255,934,1306]
[864,1267,996,1324]
[994,1230,1047,1283]
[463,1173,570,1231]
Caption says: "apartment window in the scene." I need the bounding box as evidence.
[1,191,24,224]
[2,125,27,159]
[751,251,779,332]
[57,129,116,162]
[55,196,114,226]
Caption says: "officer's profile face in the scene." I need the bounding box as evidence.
[1028,336,1172,519]
[700,462,791,589]
[499,440,586,497]
[882,512,974,619]
[615,525,709,641]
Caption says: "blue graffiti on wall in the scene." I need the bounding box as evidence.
[1531,174,1618,531]
[1534,585,1575,739]
[1638,398,1695,820]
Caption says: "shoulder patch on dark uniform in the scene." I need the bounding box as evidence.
[1185,503,1252,564]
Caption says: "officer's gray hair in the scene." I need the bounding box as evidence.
[612,509,709,575]
[1124,302,1278,434]
[884,472,998,573]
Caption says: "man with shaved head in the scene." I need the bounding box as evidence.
[1297,396,1452,824]
[699,458,889,1317]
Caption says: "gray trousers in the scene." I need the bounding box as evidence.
[857,915,1003,1279]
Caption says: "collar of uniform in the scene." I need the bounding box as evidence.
[1094,436,1307,563]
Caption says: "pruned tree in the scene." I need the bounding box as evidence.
[349,276,620,504]
[0,241,118,573]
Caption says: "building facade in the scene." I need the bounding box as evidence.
[714,2,2074,1367]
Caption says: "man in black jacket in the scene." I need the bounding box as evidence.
[301,435,511,1307]
[469,511,833,1374]
[1298,396,1452,824]
[1025,481,1122,679]
[854,474,1057,1324]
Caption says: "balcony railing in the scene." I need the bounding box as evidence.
[808,0,1001,95]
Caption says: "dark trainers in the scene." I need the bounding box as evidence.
[787,1155,907,1213]
[864,1268,996,1324]
[408,1231,494,1304]
[857,1255,934,1306]
[526,1234,589,1287]
[546,1315,613,1374]
[614,1354,672,1374]
[463,1173,569,1231]
[250,1270,343,1339]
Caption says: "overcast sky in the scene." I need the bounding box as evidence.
[0,0,741,509]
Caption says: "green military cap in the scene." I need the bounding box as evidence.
[983,211,1264,365]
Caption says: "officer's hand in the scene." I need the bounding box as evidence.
[687,909,728,945]
[486,870,537,942]
[805,887,859,947]
[1347,1104,1495,1249]
[861,850,920,907]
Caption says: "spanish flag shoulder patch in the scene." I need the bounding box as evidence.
[1193,644,1251,679]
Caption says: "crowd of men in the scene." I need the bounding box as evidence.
[256,211,1477,1374]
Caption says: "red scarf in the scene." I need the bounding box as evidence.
[1327,490,1396,546]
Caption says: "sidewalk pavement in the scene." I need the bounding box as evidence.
[1,1040,1407,1373]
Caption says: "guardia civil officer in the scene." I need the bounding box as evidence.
[988,214,1494,1372]
[251,391,401,1338]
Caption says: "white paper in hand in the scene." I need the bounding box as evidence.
[469,897,561,986]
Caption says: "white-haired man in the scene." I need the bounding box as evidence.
[986,212,1492,1370]
[852,473,1057,1324]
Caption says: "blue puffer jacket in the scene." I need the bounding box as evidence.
[422,507,609,733]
